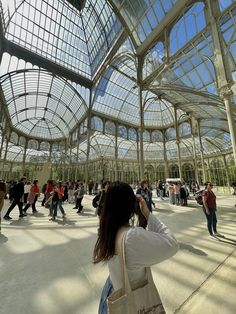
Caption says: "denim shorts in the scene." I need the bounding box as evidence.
[98,276,113,314]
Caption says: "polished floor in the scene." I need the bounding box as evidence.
[0,192,236,314]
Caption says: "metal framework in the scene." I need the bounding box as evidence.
[0,0,236,185]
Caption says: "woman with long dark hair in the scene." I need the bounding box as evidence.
[93,181,178,313]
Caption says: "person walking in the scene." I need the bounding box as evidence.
[56,181,66,218]
[73,182,85,213]
[44,180,54,208]
[23,180,40,214]
[202,182,223,238]
[41,181,47,206]
[93,181,178,314]
[4,176,27,219]
[24,181,31,204]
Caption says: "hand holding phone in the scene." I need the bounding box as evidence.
[136,194,150,220]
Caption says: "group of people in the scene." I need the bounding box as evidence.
[167,181,189,206]
[0,175,226,313]
[38,179,86,220]
[1,177,87,222]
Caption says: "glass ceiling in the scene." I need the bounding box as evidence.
[111,0,177,45]
[0,0,235,163]
[1,0,122,78]
[0,68,87,140]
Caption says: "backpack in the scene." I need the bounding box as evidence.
[52,191,59,202]
[92,193,100,208]
[195,190,203,205]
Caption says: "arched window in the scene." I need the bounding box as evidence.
[144,165,155,184]
[40,141,50,151]
[19,136,26,147]
[210,159,227,186]
[105,121,115,136]
[179,122,191,137]
[9,132,18,145]
[169,164,179,178]
[128,128,137,141]
[182,163,195,182]
[151,130,163,142]
[28,139,38,150]
[118,125,127,138]
[170,2,206,55]
[91,116,103,132]
[143,130,151,142]
[52,143,60,152]
[156,165,165,181]
[166,128,176,140]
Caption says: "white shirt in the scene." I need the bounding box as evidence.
[24,184,31,194]
[108,213,179,291]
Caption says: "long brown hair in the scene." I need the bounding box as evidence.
[93,181,136,264]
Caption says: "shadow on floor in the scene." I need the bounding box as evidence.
[215,236,236,246]
[0,233,8,244]
[179,242,208,256]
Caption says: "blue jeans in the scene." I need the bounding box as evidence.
[204,207,217,235]
[58,200,65,215]
[98,277,113,314]
[51,200,58,217]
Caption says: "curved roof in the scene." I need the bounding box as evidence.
[0,0,235,163]
[0,68,87,140]
[1,0,122,78]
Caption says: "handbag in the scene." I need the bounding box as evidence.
[107,231,166,314]
[27,192,35,205]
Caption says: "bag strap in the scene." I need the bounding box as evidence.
[116,230,132,294]
[116,229,154,295]
[97,190,104,205]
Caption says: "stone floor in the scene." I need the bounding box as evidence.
[0,192,236,314]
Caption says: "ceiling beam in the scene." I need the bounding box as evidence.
[136,0,195,57]
[4,39,93,89]
[92,30,128,84]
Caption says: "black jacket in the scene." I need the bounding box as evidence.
[12,182,25,200]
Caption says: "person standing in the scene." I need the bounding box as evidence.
[0,181,7,233]
[180,182,188,206]
[49,184,59,221]
[93,181,178,313]
[67,180,75,204]
[158,180,164,200]
[136,180,153,212]
[4,176,27,219]
[202,182,222,238]
[174,182,180,205]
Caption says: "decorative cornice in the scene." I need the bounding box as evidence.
[218,84,234,99]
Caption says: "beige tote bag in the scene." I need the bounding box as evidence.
[107,231,166,314]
